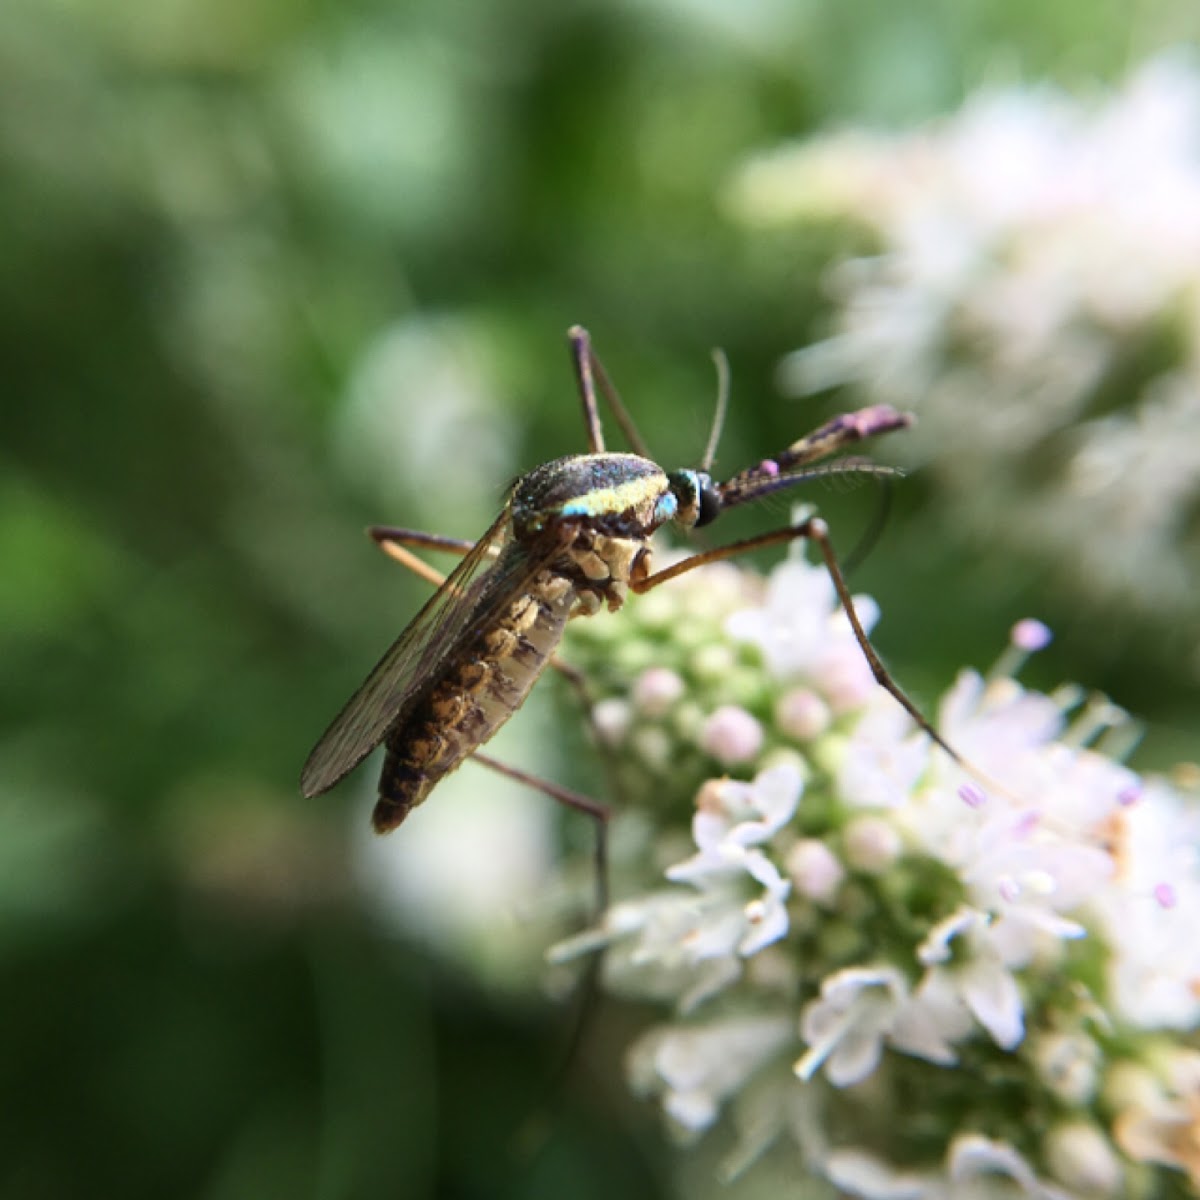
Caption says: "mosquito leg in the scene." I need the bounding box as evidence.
[632,524,813,591]
[544,648,635,823]
[365,525,473,587]
[468,750,613,1115]
[544,668,600,725]
[633,518,969,772]
[471,748,615,1130]
[802,518,968,771]
[584,336,652,459]
[368,526,477,556]
[567,325,661,459]
[471,751,611,915]
[568,326,606,455]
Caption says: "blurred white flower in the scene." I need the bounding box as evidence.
[727,557,878,706]
[916,907,1026,1050]
[1044,1121,1123,1197]
[728,54,1200,669]
[336,315,515,516]
[553,766,801,1013]
[795,965,963,1086]
[353,692,560,989]
[627,1014,795,1140]
[1109,1051,1200,1189]
[1088,777,1200,1030]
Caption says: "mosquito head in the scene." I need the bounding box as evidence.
[666,468,723,529]
[695,473,722,527]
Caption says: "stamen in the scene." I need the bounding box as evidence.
[990,618,1053,680]
[959,783,987,809]
[1050,683,1086,712]
[1096,716,1144,764]
[1062,694,1128,749]
[1012,812,1040,838]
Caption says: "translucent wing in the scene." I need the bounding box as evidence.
[301,507,568,797]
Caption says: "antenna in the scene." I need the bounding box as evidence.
[701,348,730,472]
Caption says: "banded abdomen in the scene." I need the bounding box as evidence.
[373,569,577,832]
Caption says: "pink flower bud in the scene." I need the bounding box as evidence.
[700,705,765,766]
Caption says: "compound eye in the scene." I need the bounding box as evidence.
[696,477,722,527]
[665,469,700,524]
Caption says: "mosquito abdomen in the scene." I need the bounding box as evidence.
[372,571,577,833]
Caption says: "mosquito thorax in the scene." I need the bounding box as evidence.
[665,468,722,529]
[511,452,677,540]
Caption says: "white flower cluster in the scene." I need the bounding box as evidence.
[558,551,1200,1197]
[727,54,1200,664]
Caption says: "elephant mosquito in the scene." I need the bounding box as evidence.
[301,326,969,907]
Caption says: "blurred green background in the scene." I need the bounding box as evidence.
[4,1,1198,1197]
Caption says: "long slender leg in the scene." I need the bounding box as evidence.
[567,325,660,459]
[471,758,611,1106]
[583,336,652,459]
[633,517,969,772]
[472,755,611,1130]
[367,525,477,556]
[568,326,606,454]
[367,525,479,588]
[473,751,610,915]
[572,332,731,470]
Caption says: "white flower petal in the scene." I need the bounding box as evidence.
[947,1134,1050,1193]
[664,1088,718,1134]
[824,1150,931,1199]
[738,892,790,957]
[727,763,804,845]
[918,906,982,965]
[827,1026,887,1087]
[959,959,1026,1050]
[679,956,744,1014]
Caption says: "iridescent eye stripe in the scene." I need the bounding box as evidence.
[559,475,675,520]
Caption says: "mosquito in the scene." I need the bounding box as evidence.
[301,326,969,906]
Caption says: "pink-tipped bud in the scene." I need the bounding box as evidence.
[700,705,765,766]
[787,839,845,904]
[844,816,902,873]
[1011,618,1053,652]
[633,667,686,717]
[775,688,831,741]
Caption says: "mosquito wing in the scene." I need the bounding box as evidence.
[301,507,538,798]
